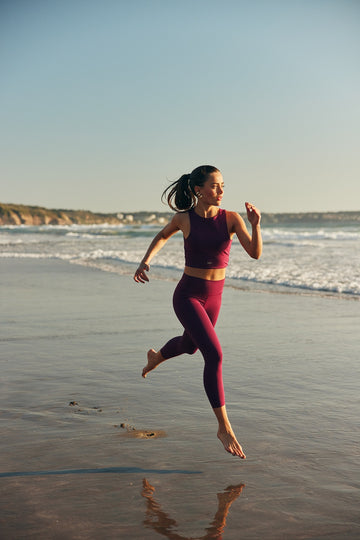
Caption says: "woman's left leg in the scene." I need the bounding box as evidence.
[192,292,246,458]
[179,287,245,458]
[141,275,246,458]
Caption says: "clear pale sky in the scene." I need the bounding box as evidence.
[1,0,359,213]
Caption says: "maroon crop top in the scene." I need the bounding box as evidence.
[184,208,232,269]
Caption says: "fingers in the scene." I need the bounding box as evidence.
[245,202,261,224]
[133,263,150,283]
[245,201,257,213]
[134,271,149,283]
[134,274,148,283]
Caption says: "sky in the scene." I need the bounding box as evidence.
[1,0,359,213]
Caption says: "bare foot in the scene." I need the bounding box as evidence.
[217,428,246,458]
[142,349,164,378]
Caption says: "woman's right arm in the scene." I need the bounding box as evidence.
[133,214,183,283]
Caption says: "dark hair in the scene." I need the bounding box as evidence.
[162,165,220,212]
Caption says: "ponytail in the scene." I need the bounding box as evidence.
[161,173,195,211]
[162,165,220,212]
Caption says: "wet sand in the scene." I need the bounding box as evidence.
[0,259,359,539]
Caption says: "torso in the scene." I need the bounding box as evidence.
[181,208,234,281]
[184,266,226,281]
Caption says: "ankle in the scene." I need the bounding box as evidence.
[218,420,233,432]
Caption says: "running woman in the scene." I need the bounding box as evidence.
[134,165,262,458]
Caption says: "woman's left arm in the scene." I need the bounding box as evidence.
[229,202,262,259]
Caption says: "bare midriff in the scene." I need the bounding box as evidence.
[184,266,226,281]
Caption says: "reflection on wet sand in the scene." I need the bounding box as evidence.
[142,478,245,540]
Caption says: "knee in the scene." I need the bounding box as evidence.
[204,345,223,367]
[180,334,198,355]
[184,343,198,355]
[213,350,223,367]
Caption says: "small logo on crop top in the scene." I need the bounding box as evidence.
[207,261,213,266]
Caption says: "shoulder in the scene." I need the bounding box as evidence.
[224,210,241,222]
[225,210,247,232]
[170,210,191,235]
[173,210,190,225]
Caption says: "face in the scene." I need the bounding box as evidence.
[196,172,224,206]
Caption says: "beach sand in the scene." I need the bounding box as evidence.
[0,259,359,539]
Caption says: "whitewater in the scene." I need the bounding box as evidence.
[1,220,359,298]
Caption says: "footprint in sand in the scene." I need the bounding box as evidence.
[68,403,165,438]
[117,423,166,439]
[68,401,103,415]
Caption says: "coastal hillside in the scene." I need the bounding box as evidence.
[0,202,359,226]
[0,203,167,226]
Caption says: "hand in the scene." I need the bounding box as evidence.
[134,262,150,283]
[245,202,261,227]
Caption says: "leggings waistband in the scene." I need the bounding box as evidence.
[177,273,225,297]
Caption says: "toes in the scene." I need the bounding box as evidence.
[229,442,246,458]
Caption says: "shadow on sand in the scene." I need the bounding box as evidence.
[0,466,203,478]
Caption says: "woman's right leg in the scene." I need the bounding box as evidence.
[142,316,199,377]
[142,275,224,407]
[142,329,197,379]
[142,276,198,378]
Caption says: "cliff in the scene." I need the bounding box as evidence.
[0,202,359,227]
[0,203,156,226]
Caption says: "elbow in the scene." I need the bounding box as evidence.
[250,248,262,259]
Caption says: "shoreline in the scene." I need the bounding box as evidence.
[1,258,359,539]
[73,256,360,301]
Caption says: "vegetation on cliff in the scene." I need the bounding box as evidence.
[0,202,359,227]
[0,203,127,226]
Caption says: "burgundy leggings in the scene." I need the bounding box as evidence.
[160,274,225,408]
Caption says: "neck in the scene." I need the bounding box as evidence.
[194,203,220,218]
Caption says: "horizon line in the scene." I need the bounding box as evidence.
[1,201,360,216]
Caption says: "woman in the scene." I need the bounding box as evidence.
[134,165,262,458]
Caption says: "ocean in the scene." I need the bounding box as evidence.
[1,218,359,298]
